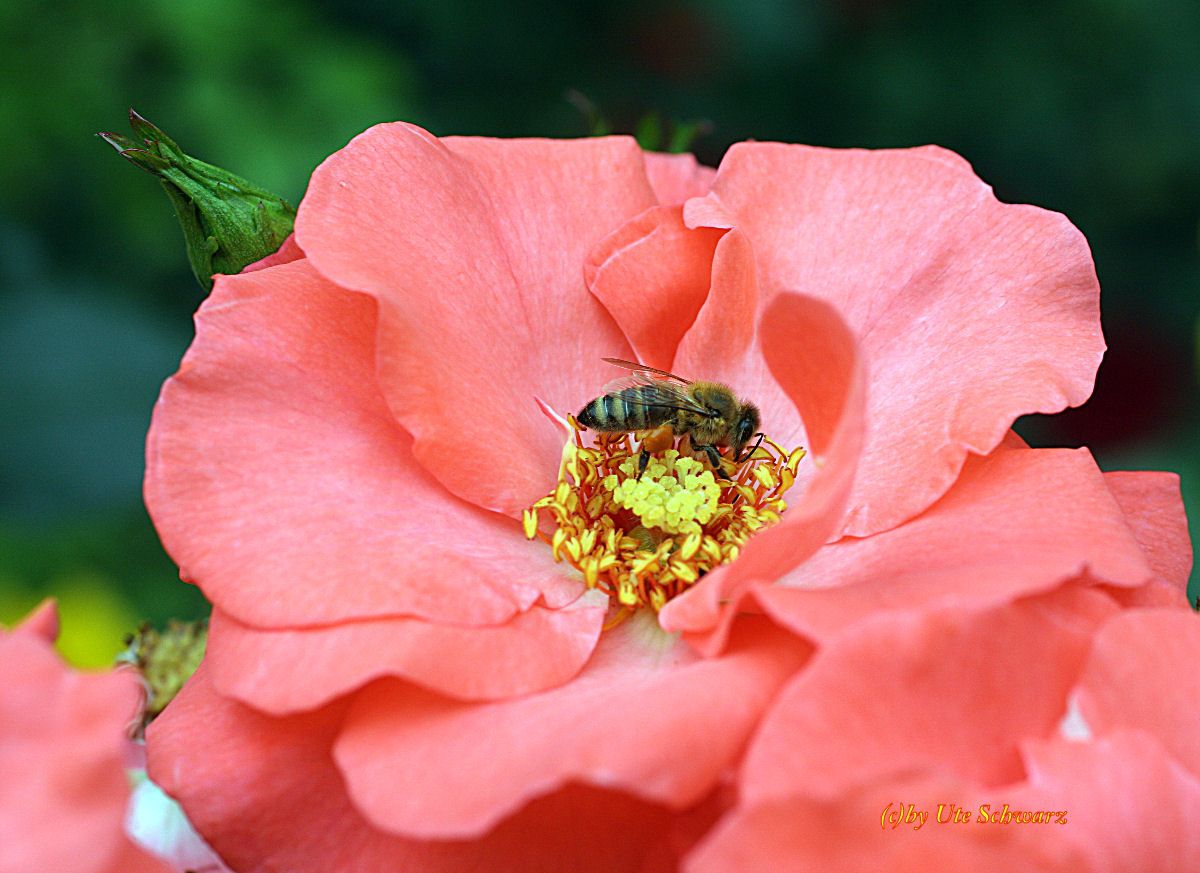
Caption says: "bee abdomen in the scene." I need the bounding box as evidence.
[577,397,603,429]
[578,388,656,431]
[619,388,653,429]
[578,392,626,430]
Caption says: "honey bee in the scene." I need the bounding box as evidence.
[577,358,763,480]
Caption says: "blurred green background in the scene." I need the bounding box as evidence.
[1,0,1196,666]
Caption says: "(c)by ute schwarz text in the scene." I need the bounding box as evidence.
[880,802,1069,831]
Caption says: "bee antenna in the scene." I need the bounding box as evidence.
[751,431,765,449]
[738,431,766,463]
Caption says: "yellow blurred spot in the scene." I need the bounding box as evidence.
[38,573,138,668]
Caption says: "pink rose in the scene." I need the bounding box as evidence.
[0,603,169,873]
[144,125,1193,870]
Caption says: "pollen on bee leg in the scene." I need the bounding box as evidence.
[522,415,805,617]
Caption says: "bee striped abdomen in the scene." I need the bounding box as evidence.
[579,386,668,431]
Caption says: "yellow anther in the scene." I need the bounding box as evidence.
[631,553,660,576]
[617,581,638,606]
[578,528,597,556]
[669,560,698,583]
[709,504,734,524]
[787,447,807,475]
[551,528,568,561]
[522,508,539,540]
[753,465,776,489]
[649,588,666,611]
[778,467,795,494]
[583,556,599,589]
[679,532,701,561]
[563,537,582,564]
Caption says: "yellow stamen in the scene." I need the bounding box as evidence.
[522,508,539,540]
[523,422,805,616]
[603,607,635,631]
[752,465,776,489]
[551,528,568,561]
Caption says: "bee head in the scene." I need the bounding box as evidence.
[733,403,762,459]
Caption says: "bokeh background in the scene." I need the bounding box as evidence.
[2,0,1197,665]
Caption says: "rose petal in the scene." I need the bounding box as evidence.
[692,731,1200,872]
[0,632,166,873]
[1015,731,1200,872]
[659,290,866,655]
[584,205,723,370]
[207,591,607,714]
[148,665,705,873]
[755,447,1153,644]
[12,597,59,642]
[1101,471,1192,607]
[296,124,660,515]
[672,229,808,450]
[1073,609,1200,780]
[684,773,1079,873]
[685,143,1103,537]
[333,615,807,839]
[643,152,717,205]
[145,257,580,630]
[741,588,1117,806]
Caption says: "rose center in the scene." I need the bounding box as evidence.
[523,418,804,620]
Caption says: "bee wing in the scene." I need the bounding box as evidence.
[599,373,717,418]
[601,357,693,386]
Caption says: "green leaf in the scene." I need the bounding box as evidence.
[634,112,664,151]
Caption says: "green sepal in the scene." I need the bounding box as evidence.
[99,109,295,291]
[118,618,208,735]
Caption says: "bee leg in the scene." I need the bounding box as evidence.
[636,447,651,480]
[698,444,732,481]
